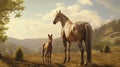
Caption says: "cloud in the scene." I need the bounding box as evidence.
[43,2,104,29]
[6,18,61,39]
[78,0,93,6]
[43,3,81,22]
[96,0,120,14]
[55,2,64,7]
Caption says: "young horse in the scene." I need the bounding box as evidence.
[42,34,53,64]
[53,11,92,65]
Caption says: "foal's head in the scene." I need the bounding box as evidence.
[48,34,53,41]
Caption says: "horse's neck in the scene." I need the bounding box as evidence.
[48,40,52,45]
[61,16,72,27]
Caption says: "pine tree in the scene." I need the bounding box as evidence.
[15,46,24,61]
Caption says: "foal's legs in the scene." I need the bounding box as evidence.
[63,40,67,64]
[48,52,50,64]
[67,42,71,62]
[45,51,48,63]
[42,49,45,63]
[78,41,84,65]
[50,50,52,64]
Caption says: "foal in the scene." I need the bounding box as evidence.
[42,34,53,64]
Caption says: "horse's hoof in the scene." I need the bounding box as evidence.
[63,59,67,64]
[67,60,70,62]
[81,61,84,65]
[85,61,91,65]
[63,61,66,64]
[67,58,70,62]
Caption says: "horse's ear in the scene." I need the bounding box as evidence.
[48,34,50,37]
[59,10,61,13]
[56,11,58,14]
[51,34,53,37]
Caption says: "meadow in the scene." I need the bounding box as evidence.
[0,46,120,67]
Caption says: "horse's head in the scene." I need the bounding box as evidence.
[53,10,62,24]
[48,34,53,40]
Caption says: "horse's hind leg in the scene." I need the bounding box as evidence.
[78,41,84,65]
[67,42,71,62]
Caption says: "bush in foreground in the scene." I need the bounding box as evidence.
[103,45,110,53]
[15,46,24,61]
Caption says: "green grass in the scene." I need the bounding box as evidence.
[0,46,120,67]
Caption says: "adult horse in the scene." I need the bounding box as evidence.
[53,10,92,65]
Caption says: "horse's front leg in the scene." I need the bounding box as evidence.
[78,41,84,65]
[67,42,71,62]
[63,40,67,64]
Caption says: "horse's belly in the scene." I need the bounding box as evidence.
[65,31,78,42]
[67,36,77,42]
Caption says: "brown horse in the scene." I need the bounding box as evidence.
[42,34,53,64]
[53,10,92,65]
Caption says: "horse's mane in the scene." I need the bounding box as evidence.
[61,13,73,24]
[61,13,69,20]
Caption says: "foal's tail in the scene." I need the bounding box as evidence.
[85,23,92,63]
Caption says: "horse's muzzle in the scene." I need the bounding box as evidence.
[53,21,56,24]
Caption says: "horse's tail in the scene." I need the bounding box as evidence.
[85,23,92,63]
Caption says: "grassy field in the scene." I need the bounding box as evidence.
[0,46,120,67]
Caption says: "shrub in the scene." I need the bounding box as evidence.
[103,45,110,53]
[15,46,24,61]
[114,37,120,46]
[100,49,103,53]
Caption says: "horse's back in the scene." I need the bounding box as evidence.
[74,21,88,26]
[63,21,87,41]
[71,21,89,40]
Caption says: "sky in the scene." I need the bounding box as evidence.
[6,0,120,39]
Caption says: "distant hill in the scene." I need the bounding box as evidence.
[93,19,120,50]
[7,37,79,53]
[0,41,33,55]
[7,37,47,53]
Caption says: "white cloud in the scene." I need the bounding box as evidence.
[43,4,81,22]
[55,2,64,7]
[6,18,61,39]
[34,13,43,17]
[78,0,93,6]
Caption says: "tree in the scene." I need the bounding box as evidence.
[0,0,25,42]
[15,46,24,61]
